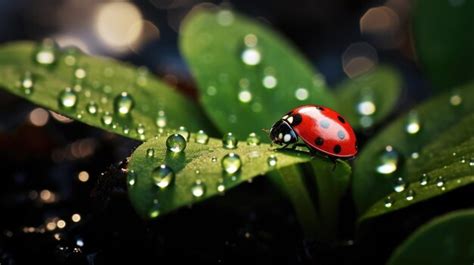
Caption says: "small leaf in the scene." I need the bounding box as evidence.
[413,0,474,90]
[387,209,474,265]
[0,41,213,141]
[128,133,317,218]
[353,82,474,213]
[334,65,401,130]
[180,8,336,140]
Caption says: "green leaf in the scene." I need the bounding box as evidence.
[413,0,474,90]
[180,8,336,140]
[387,209,474,265]
[128,133,317,218]
[334,65,401,130]
[360,137,474,221]
[353,82,474,214]
[0,41,213,141]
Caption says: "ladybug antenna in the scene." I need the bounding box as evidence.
[261,128,270,133]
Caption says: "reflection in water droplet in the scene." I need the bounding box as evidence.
[262,75,277,89]
[405,112,421,135]
[86,101,98,115]
[58,88,78,108]
[128,170,136,186]
[152,164,174,189]
[222,153,242,174]
[19,71,34,95]
[223,132,238,149]
[449,93,462,106]
[384,196,394,208]
[136,123,145,135]
[166,134,187,153]
[101,112,113,126]
[267,155,277,167]
[146,148,155,158]
[393,177,406,193]
[294,88,309,101]
[156,110,167,128]
[149,200,160,218]
[191,180,206,198]
[246,132,260,146]
[113,92,134,115]
[33,39,57,66]
[405,189,415,201]
[177,126,190,141]
[238,90,252,103]
[195,130,209,144]
[419,173,429,186]
[375,145,401,175]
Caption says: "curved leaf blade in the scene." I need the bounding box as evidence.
[334,65,401,130]
[180,9,336,140]
[353,82,474,213]
[387,210,474,265]
[0,41,213,141]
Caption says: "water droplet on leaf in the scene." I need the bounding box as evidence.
[113,92,134,115]
[191,180,206,198]
[33,39,57,66]
[19,71,34,95]
[405,111,421,135]
[155,110,167,128]
[195,130,209,144]
[101,112,113,126]
[246,132,260,146]
[419,174,429,186]
[146,148,155,158]
[58,87,78,108]
[166,134,187,153]
[393,177,406,193]
[375,145,401,175]
[222,153,242,174]
[223,132,238,149]
[86,101,98,115]
[152,164,174,189]
[128,170,136,186]
[405,189,415,201]
[267,155,277,167]
[384,196,394,208]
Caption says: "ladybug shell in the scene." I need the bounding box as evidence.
[286,105,357,158]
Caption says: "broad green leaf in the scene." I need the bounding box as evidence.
[413,0,474,90]
[387,209,474,265]
[360,137,474,221]
[128,133,321,218]
[353,83,474,213]
[0,41,213,141]
[334,65,401,130]
[180,8,336,140]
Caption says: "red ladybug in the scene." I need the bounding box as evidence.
[269,105,358,159]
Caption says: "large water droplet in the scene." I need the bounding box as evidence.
[191,180,206,198]
[152,164,175,189]
[113,92,134,115]
[393,177,406,193]
[155,110,167,128]
[149,200,160,218]
[405,189,415,201]
[146,148,155,158]
[405,111,421,135]
[262,75,277,89]
[19,71,34,95]
[223,132,238,149]
[127,170,136,187]
[384,196,394,208]
[166,134,187,153]
[246,132,260,146]
[86,101,98,115]
[267,155,278,167]
[101,112,113,126]
[58,87,78,109]
[222,153,242,174]
[33,39,57,66]
[177,126,190,141]
[375,145,401,175]
[195,130,209,144]
[294,88,309,101]
[419,173,429,186]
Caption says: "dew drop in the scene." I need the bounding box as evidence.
[136,123,145,135]
[33,39,57,66]
[155,110,167,128]
[469,158,474,167]
[419,173,429,186]
[375,145,401,175]
[152,164,175,189]
[357,97,376,116]
[113,92,134,115]
[149,200,160,218]
[58,87,78,109]
[191,180,206,198]
[384,196,394,208]
[146,148,155,158]
[393,177,406,193]
[241,35,261,66]
[223,132,238,149]
[211,156,218,162]
[74,67,87,80]
[63,47,79,66]
[262,75,277,89]
[405,111,421,135]
[238,90,252,103]
[217,181,226,193]
[195,130,209,144]
[246,132,260,146]
[19,71,34,95]
[127,170,136,187]
[436,176,445,188]
[222,153,242,174]
[294,88,309,101]
[166,134,187,153]
[405,189,415,201]
[86,101,98,115]
[449,93,462,106]
[267,155,277,167]
[176,126,190,141]
[101,112,113,126]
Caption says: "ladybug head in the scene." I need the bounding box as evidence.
[269,119,298,145]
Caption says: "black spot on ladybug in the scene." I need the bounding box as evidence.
[319,119,330,129]
[337,130,345,140]
[333,145,341,154]
[337,116,345,123]
[316,106,325,111]
[292,114,302,126]
[315,137,324,146]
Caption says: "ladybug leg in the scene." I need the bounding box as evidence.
[290,143,307,150]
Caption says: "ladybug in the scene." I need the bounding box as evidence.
[269,105,358,159]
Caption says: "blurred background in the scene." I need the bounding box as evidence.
[0,0,432,264]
